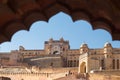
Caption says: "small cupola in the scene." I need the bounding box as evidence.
[49,38,53,42]
[60,37,64,42]
[19,46,25,51]
[104,42,112,48]
[80,43,88,48]
[80,43,89,54]
[104,42,113,54]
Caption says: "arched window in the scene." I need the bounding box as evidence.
[63,48,65,51]
[68,60,72,67]
[53,51,59,54]
[70,60,72,67]
[101,59,105,69]
[67,60,69,67]
[113,59,115,69]
[77,60,79,67]
[50,62,53,67]
[117,59,119,69]
[74,60,76,67]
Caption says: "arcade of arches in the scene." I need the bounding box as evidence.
[0,0,120,44]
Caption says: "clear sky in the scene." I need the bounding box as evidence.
[0,12,120,52]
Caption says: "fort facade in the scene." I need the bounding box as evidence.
[0,38,120,80]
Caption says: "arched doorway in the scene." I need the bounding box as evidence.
[80,62,86,73]
[53,51,59,54]
[53,51,58,54]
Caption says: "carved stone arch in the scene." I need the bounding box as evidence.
[92,20,113,34]
[71,11,91,22]
[0,21,26,43]
[23,11,47,28]
[0,0,120,43]
[44,3,70,20]
[80,62,86,73]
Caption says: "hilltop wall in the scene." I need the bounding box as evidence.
[89,70,120,80]
[0,67,78,80]
[0,72,69,80]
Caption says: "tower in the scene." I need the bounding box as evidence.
[103,42,113,70]
[78,43,89,73]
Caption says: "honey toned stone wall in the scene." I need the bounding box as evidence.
[89,71,120,80]
[0,73,50,80]
[0,67,78,80]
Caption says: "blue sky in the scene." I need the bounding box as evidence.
[0,12,120,52]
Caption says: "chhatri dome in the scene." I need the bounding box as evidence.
[80,42,88,48]
[104,42,112,47]
[60,37,64,42]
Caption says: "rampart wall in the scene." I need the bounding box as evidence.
[89,70,120,80]
[0,67,78,80]
[0,72,68,80]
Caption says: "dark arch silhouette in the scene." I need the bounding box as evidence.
[53,51,59,54]
[0,0,120,43]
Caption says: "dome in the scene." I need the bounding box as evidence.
[19,46,25,51]
[80,43,88,48]
[49,38,53,42]
[104,42,112,47]
[60,37,64,42]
